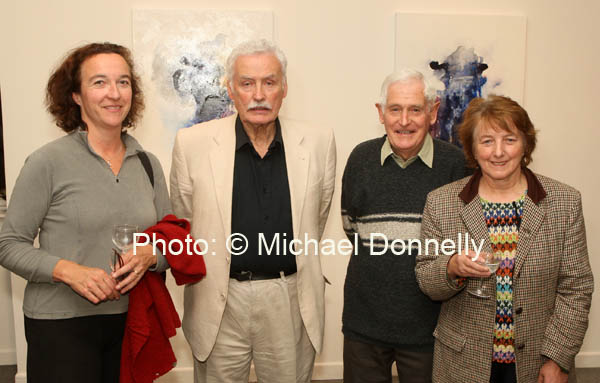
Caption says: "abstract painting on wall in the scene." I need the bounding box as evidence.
[133,9,273,130]
[395,13,526,146]
[132,9,273,171]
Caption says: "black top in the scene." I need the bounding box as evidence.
[230,116,296,274]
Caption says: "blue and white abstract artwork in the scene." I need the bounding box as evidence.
[429,46,489,145]
[133,9,273,130]
[132,9,273,175]
[395,13,526,147]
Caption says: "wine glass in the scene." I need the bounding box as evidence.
[111,224,138,273]
[468,251,501,298]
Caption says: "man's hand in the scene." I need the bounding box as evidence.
[53,259,120,304]
[537,359,568,383]
[447,251,492,279]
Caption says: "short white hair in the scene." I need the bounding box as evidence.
[378,69,438,110]
[225,39,287,86]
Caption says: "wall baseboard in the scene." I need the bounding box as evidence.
[0,348,16,366]
[155,357,600,382]
[576,352,600,368]
[13,355,600,382]
[156,362,353,382]
[15,372,25,383]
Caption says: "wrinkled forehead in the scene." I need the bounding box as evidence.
[386,79,427,105]
[233,52,283,77]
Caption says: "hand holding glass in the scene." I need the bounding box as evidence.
[111,224,138,276]
[468,251,500,298]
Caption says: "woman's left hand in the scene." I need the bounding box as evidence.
[112,244,157,294]
[537,359,568,383]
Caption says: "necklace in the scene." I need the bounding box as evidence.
[100,144,125,170]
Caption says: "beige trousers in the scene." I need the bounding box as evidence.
[193,273,316,383]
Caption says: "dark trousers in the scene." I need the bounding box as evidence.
[24,313,127,383]
[343,337,433,383]
[490,362,517,383]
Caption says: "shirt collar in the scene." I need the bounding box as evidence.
[235,115,283,151]
[380,133,434,168]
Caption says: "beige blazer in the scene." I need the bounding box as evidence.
[415,169,593,383]
[170,115,336,361]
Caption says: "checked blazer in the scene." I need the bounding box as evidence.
[415,168,593,383]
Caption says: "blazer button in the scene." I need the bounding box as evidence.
[517,344,525,350]
[515,307,523,315]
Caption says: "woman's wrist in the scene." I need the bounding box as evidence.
[446,253,458,279]
[52,259,72,283]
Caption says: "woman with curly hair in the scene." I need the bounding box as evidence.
[0,42,172,382]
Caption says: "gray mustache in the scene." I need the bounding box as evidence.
[247,101,272,111]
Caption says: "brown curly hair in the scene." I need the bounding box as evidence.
[45,42,144,132]
[458,95,537,168]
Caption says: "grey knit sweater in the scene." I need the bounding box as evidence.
[341,136,468,347]
[0,130,171,319]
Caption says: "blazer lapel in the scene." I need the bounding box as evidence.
[513,195,545,277]
[209,125,236,238]
[460,197,493,258]
[281,124,309,239]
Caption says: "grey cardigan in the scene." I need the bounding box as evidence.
[0,130,171,319]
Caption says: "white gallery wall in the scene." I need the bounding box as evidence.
[1,0,599,381]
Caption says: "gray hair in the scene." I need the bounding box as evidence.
[378,69,438,110]
[225,39,287,87]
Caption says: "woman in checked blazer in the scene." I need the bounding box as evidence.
[415,95,593,383]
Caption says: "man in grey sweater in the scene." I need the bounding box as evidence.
[341,69,468,382]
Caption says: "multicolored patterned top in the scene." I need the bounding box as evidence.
[480,195,524,364]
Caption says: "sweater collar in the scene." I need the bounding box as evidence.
[74,128,144,157]
[458,167,547,204]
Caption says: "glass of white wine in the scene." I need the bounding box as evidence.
[111,224,138,276]
[468,251,501,298]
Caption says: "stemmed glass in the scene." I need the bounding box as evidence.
[111,224,138,276]
[468,251,501,298]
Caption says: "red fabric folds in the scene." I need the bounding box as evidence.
[120,214,206,382]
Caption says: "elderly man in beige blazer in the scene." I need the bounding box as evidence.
[170,39,336,383]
